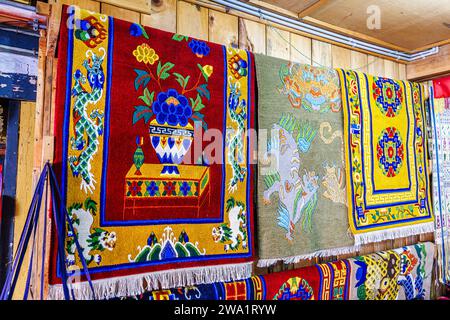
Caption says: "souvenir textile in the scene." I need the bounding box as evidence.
[255,54,356,266]
[337,69,434,245]
[50,5,255,299]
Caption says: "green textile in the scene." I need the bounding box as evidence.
[255,54,355,265]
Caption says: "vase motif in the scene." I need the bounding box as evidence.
[149,119,194,175]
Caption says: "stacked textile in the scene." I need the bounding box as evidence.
[121,242,434,300]
[50,6,255,299]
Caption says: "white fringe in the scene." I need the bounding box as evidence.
[354,222,435,246]
[47,262,252,300]
[257,245,359,267]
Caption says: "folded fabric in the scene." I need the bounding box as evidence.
[337,69,434,245]
[123,242,434,300]
[50,5,255,299]
[254,54,356,267]
[430,93,450,285]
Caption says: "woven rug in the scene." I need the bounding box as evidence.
[50,6,255,299]
[349,242,435,300]
[430,93,450,285]
[255,54,356,266]
[337,69,434,245]
[122,242,434,300]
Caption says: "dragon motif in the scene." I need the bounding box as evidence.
[69,49,106,193]
[226,79,247,193]
[66,198,116,266]
[278,62,341,113]
[212,197,247,251]
[262,113,319,241]
[322,163,346,205]
[398,244,427,299]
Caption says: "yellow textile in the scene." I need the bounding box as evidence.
[337,69,433,237]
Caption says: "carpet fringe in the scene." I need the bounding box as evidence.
[47,262,252,300]
[257,245,359,267]
[354,222,435,246]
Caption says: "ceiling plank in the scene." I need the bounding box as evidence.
[298,0,329,18]
[306,0,450,51]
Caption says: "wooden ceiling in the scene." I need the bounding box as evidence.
[260,0,450,52]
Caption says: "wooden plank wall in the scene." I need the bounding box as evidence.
[34,0,433,281]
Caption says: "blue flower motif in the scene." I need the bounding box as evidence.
[74,69,82,80]
[179,181,191,196]
[188,39,210,57]
[129,23,143,37]
[147,181,159,196]
[152,89,192,126]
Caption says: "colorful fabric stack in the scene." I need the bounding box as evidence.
[430,86,450,285]
[349,242,434,300]
[50,6,255,299]
[337,69,434,245]
[121,260,351,300]
[254,54,356,266]
[122,242,434,300]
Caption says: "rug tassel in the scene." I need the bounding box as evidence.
[353,222,435,246]
[47,262,252,300]
[257,245,359,267]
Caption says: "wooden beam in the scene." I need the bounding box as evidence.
[298,0,329,18]
[407,44,450,81]
[238,18,266,54]
[181,0,411,63]
[303,16,409,52]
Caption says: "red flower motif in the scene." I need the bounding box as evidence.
[128,181,141,196]
[386,87,393,99]
[164,181,176,196]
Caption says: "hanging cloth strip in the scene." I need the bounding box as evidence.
[433,75,450,99]
[0,163,96,300]
[429,85,450,285]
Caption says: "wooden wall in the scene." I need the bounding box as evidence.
[26,0,435,295]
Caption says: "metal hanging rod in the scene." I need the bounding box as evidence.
[211,0,439,62]
[0,0,47,31]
